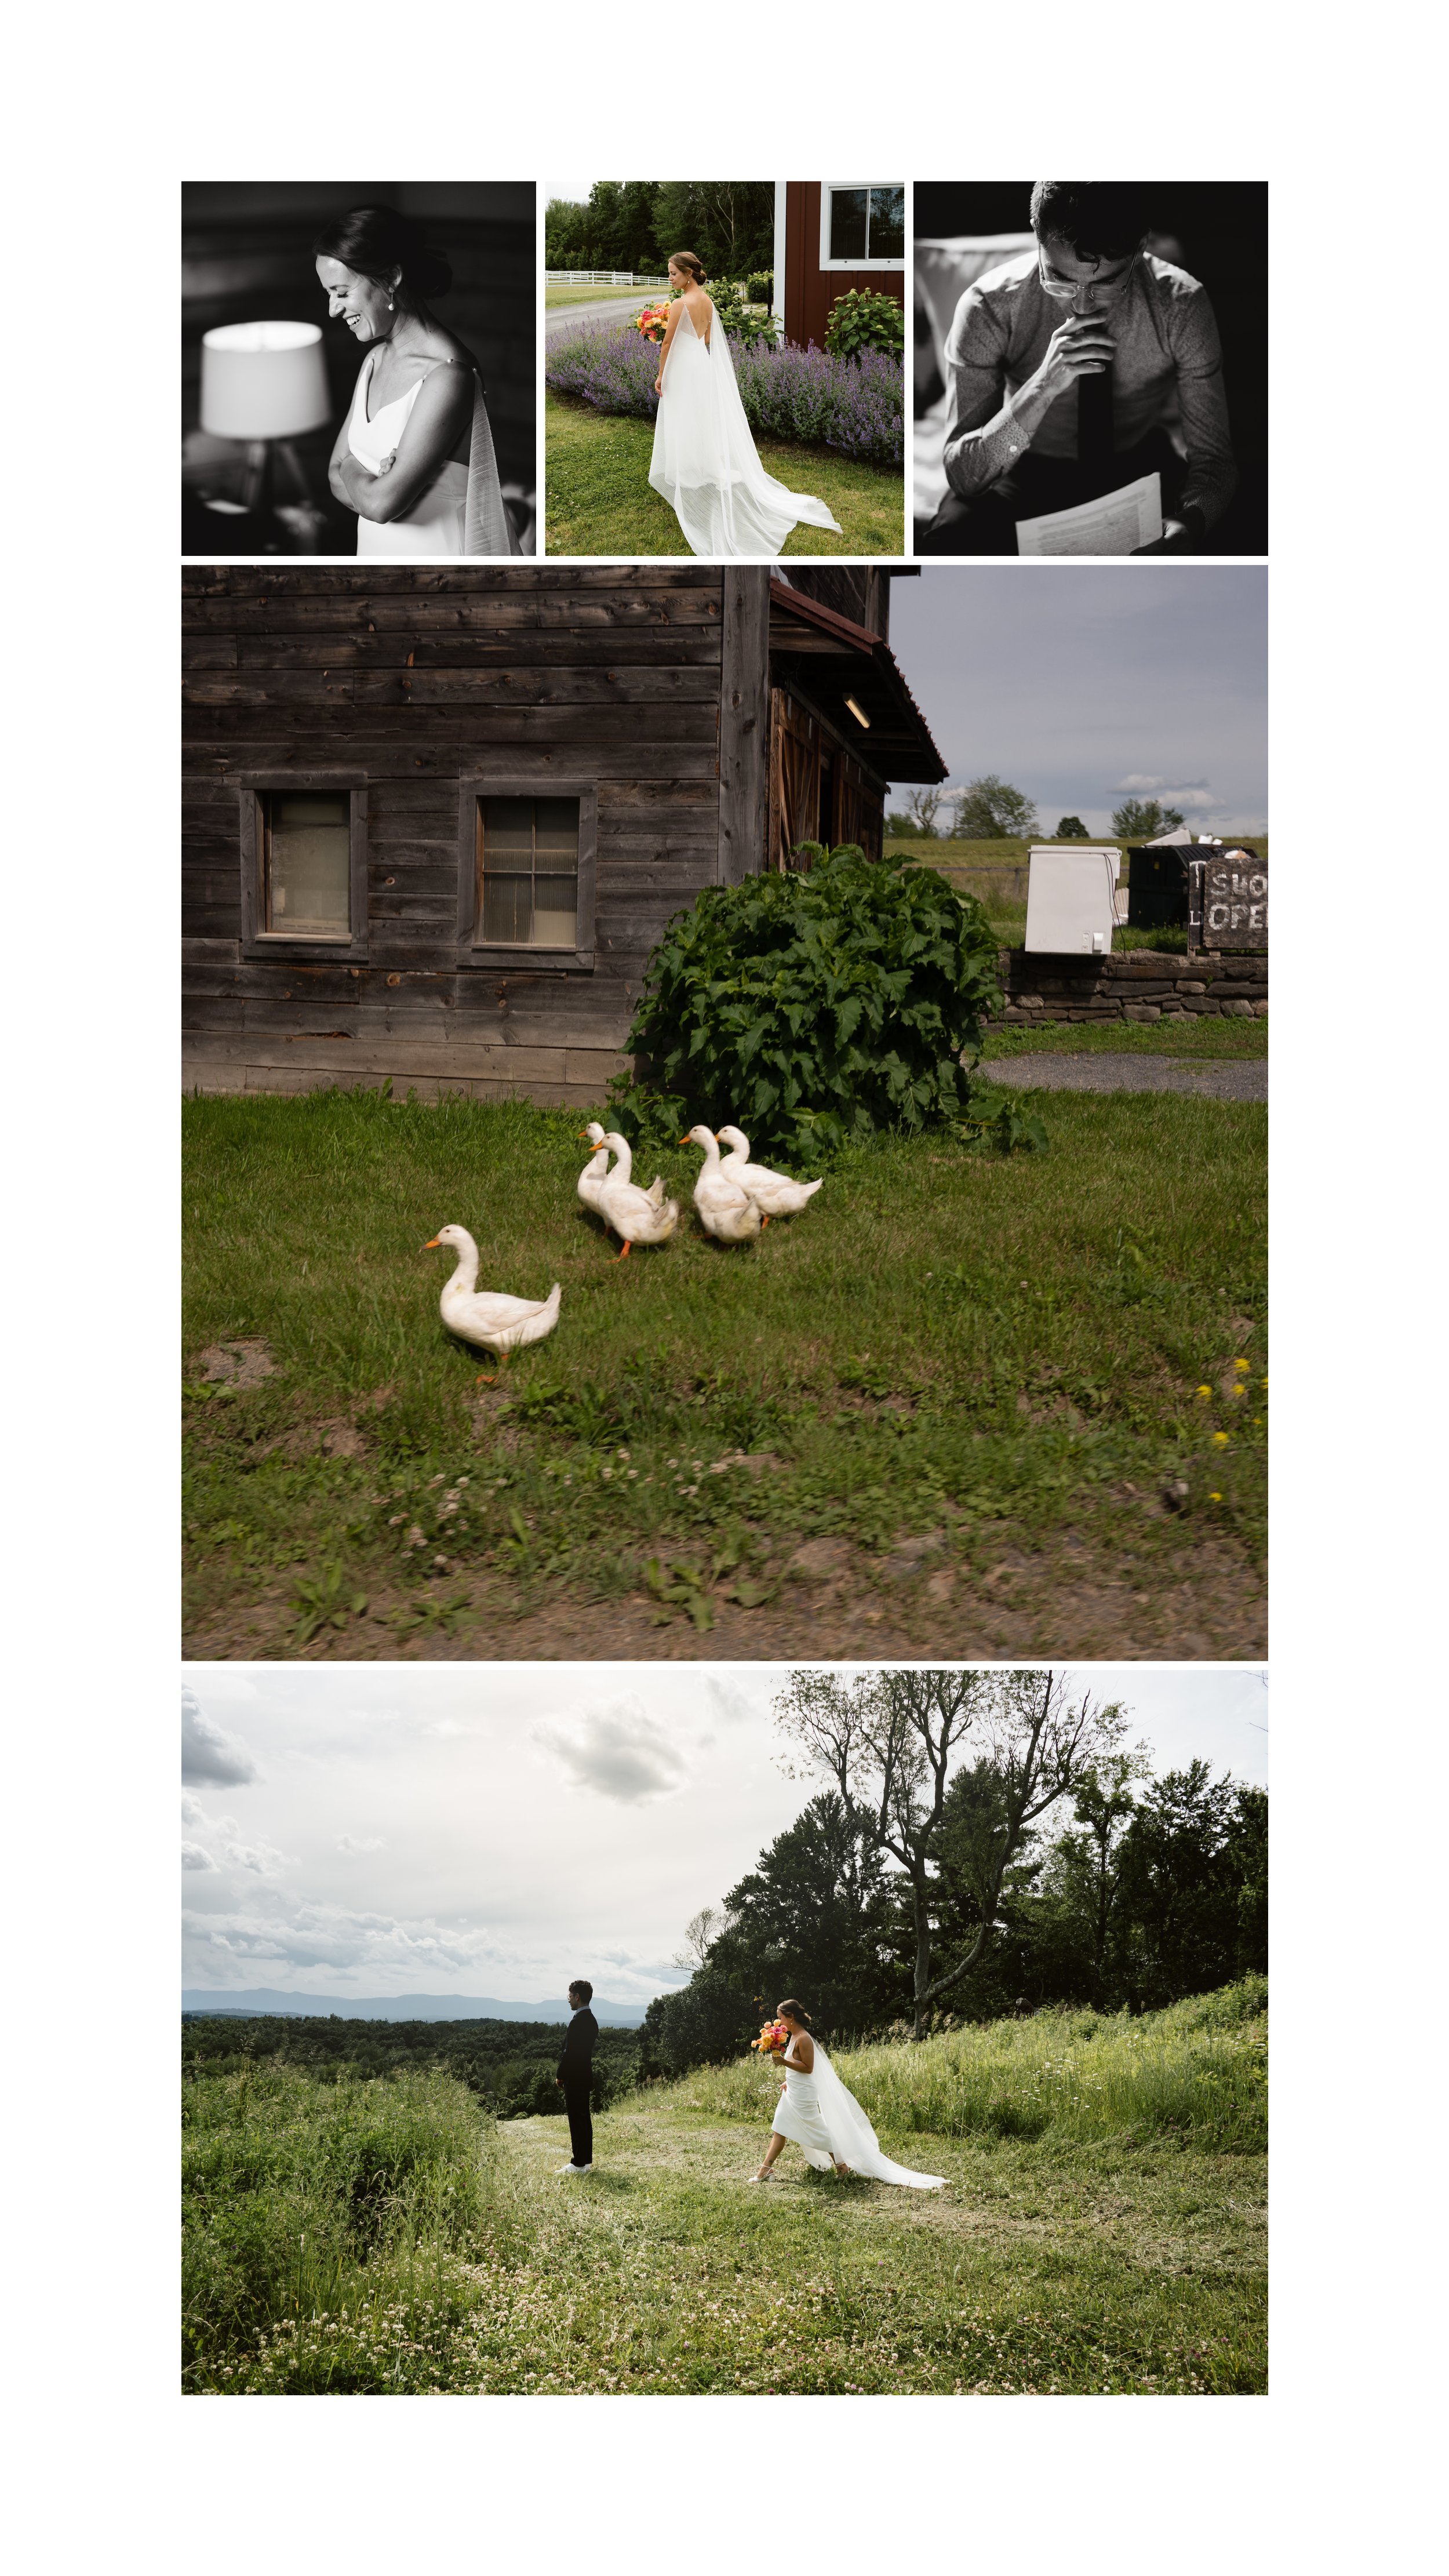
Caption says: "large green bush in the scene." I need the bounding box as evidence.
[824,288,906,361]
[609,845,1002,1164]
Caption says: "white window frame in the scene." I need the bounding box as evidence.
[818,182,905,272]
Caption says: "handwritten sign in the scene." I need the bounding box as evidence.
[1195,850,1268,951]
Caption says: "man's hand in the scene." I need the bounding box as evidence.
[1131,514,1203,556]
[1026,311,1117,405]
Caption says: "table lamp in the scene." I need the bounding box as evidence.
[199,320,332,518]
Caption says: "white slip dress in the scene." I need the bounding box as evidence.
[345,352,516,557]
[771,2040,945,2191]
[648,298,842,559]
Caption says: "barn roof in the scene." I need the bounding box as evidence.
[767,580,946,784]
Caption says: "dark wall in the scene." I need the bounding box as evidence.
[182,182,536,548]
[914,182,1267,552]
[182,565,726,1107]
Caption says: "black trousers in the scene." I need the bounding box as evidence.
[562,2078,593,2168]
[916,428,1188,556]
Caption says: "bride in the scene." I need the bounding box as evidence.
[649,254,843,558]
[751,2001,945,2190]
[313,205,518,557]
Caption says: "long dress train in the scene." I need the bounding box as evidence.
[772,2042,945,2189]
[649,299,842,558]
[344,351,518,557]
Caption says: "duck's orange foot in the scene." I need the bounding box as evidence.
[613,1239,632,1261]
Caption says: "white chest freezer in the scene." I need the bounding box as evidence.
[1024,846,1122,954]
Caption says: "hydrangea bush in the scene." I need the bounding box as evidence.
[545,320,903,467]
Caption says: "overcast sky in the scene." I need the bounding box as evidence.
[887,565,1267,838]
[182,1664,1266,2006]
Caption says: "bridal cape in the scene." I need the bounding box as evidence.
[649,298,843,558]
[773,2040,945,2190]
[345,352,518,557]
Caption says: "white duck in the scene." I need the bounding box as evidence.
[716,1126,824,1224]
[424,1225,561,1379]
[577,1121,664,1219]
[682,1125,763,1244]
[596,1133,680,1261]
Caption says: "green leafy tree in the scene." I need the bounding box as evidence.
[1112,1763,1268,2008]
[609,845,1002,1164]
[650,180,775,279]
[1055,815,1089,838]
[884,809,916,838]
[1111,796,1186,840]
[952,776,1038,840]
[705,1793,904,2038]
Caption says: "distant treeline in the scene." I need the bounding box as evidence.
[182,2015,637,2117]
[641,1760,1267,2077]
[545,181,774,283]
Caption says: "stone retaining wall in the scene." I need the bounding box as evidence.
[992,948,1268,1025]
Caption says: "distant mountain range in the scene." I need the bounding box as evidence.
[180,1987,669,2027]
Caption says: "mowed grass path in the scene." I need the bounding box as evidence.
[544,390,905,556]
[182,1089,1266,1660]
[184,1994,1266,2395]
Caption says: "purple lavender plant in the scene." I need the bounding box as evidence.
[546,322,904,466]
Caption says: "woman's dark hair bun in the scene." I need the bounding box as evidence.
[312,205,452,303]
[670,249,708,285]
[777,1998,812,2026]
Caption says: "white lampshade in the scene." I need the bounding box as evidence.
[199,321,332,439]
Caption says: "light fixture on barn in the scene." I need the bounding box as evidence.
[844,696,871,729]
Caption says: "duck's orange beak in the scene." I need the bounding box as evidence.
[679,1135,694,1145]
[424,1235,442,1250]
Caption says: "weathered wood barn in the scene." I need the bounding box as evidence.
[182,563,945,1104]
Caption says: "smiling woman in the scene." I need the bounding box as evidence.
[312,205,517,556]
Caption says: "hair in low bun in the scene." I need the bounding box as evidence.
[312,205,453,304]
[777,1998,812,2026]
[669,249,708,285]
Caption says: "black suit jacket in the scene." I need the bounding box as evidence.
[557,2008,599,2086]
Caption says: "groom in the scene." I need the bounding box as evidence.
[555,1979,599,2175]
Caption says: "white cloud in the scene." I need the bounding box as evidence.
[532,1697,691,1804]
[181,1842,219,1872]
[183,1900,518,1981]
[337,1835,385,1854]
[183,1687,259,1787]
[1115,773,1164,791]
[224,1839,287,1879]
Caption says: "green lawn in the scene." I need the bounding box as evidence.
[183,1988,1266,2395]
[980,1018,1268,1060]
[182,1087,1266,1661]
[545,282,668,308]
[544,390,905,557]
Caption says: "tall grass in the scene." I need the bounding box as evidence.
[182,2063,492,2392]
[668,1979,1266,2153]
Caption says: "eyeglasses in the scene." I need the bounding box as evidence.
[1037,251,1139,308]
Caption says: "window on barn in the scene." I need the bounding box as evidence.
[820,184,905,270]
[261,790,352,938]
[474,796,580,947]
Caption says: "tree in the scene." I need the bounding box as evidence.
[1111,1763,1268,2007]
[1029,1750,1151,2002]
[706,1792,902,2036]
[649,181,775,281]
[773,1668,1127,2036]
[1055,815,1089,839]
[902,787,945,836]
[672,1906,723,1969]
[884,809,916,838]
[952,776,1038,840]
[1111,796,1186,841]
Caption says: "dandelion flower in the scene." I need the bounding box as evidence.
[1209,1490,1222,1501]
[1233,1357,1250,1373]
[1211,1432,1230,1448]
[1195,1384,1213,1400]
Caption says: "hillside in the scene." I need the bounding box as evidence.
[183,1982,1266,2395]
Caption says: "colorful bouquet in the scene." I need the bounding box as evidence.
[751,2019,790,2057]
[633,301,671,345]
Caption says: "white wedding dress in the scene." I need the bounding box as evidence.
[344,351,518,557]
[649,297,843,559]
[772,2040,945,2190]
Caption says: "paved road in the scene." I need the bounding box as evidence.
[545,296,651,343]
[988,1052,1267,1102]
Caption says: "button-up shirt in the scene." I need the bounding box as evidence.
[941,250,1237,528]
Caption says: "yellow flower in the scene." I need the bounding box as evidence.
[1209,1490,1222,1501]
[1233,1357,1250,1373]
[1195,1384,1212,1400]
[1230,1385,1246,1399]
[1212,1431,1230,1448]
[1260,1376,1268,1388]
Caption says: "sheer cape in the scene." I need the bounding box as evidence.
[789,2039,945,2191]
[649,297,842,558]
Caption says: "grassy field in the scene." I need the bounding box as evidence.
[980,1018,1267,1060]
[545,282,669,308]
[890,837,1270,961]
[544,391,905,557]
[182,1984,1266,2395]
[181,1088,1266,1661]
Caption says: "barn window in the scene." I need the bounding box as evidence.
[474,797,580,946]
[260,791,352,937]
[820,184,905,270]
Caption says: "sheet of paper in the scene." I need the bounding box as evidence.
[1015,471,1163,558]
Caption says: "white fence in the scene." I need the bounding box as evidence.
[544,271,668,287]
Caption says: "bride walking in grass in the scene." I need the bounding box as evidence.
[649,254,842,557]
[751,2002,946,2190]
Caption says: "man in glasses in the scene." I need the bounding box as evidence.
[918,181,1236,556]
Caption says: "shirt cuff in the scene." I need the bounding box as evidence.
[944,410,1032,497]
